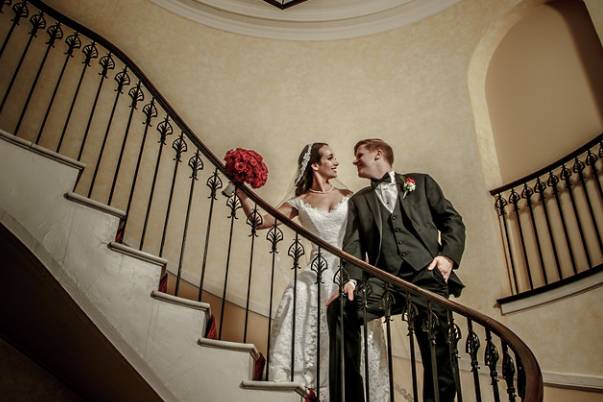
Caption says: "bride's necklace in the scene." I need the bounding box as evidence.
[308,185,335,194]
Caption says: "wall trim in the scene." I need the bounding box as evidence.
[148,0,461,41]
[498,268,603,314]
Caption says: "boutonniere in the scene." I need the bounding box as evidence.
[402,177,416,199]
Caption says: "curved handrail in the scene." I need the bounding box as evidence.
[489,133,602,195]
[19,1,543,400]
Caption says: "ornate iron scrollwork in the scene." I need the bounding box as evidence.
[494,193,507,217]
[559,163,572,181]
[172,132,188,162]
[28,11,46,36]
[98,51,115,78]
[81,41,98,66]
[287,234,305,270]
[114,65,130,94]
[502,343,517,402]
[156,115,173,145]
[45,21,63,46]
[310,252,328,284]
[188,150,204,180]
[142,97,158,126]
[11,1,28,22]
[128,81,144,109]
[64,32,81,56]
[266,224,283,254]
[226,192,242,220]
[206,168,223,200]
[246,205,263,237]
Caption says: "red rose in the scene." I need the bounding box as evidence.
[223,148,269,188]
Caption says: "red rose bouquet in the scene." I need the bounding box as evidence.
[222,148,269,196]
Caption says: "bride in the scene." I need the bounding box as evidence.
[237,143,390,401]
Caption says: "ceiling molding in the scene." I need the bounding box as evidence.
[148,0,462,40]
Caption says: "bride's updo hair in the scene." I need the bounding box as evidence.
[295,142,328,196]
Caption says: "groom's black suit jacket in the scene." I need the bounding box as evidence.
[343,173,466,296]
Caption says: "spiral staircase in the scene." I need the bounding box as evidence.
[0,1,544,402]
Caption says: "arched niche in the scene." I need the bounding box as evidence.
[469,0,603,186]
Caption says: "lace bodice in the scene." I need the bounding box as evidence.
[287,196,349,251]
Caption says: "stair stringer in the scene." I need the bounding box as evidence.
[0,132,302,402]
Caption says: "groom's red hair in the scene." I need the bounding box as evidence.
[354,138,394,165]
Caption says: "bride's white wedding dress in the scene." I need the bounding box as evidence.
[268,196,390,401]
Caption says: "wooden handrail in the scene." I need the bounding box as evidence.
[25,1,543,400]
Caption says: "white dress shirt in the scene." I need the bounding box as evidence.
[374,171,398,214]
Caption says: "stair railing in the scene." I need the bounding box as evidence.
[0,2,543,401]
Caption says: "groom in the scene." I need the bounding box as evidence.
[327,138,466,402]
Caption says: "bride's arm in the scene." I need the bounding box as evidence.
[236,189,298,230]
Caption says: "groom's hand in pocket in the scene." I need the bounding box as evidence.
[427,256,454,282]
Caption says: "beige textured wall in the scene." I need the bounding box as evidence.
[486,0,603,182]
[11,0,601,397]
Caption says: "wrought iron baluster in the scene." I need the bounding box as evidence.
[76,51,115,162]
[501,342,517,402]
[521,183,548,284]
[360,280,371,402]
[382,286,395,402]
[158,131,187,256]
[243,203,262,343]
[140,115,173,250]
[87,65,130,198]
[0,1,28,63]
[287,233,304,381]
[310,247,328,401]
[173,150,203,296]
[197,168,222,301]
[403,293,419,402]
[0,11,46,115]
[447,312,463,402]
[218,192,241,339]
[495,194,518,293]
[37,31,81,145]
[484,329,501,402]
[56,40,98,153]
[466,318,482,402]
[264,221,283,379]
[333,263,347,401]
[560,164,592,267]
[573,156,603,255]
[118,97,157,243]
[509,188,533,290]
[108,80,144,205]
[425,302,440,402]
[548,171,577,274]
[534,178,563,280]
[517,361,526,400]
[585,149,602,200]
[15,21,63,136]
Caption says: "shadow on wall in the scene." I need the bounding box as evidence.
[550,0,603,118]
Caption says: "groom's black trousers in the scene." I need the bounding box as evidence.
[327,267,458,402]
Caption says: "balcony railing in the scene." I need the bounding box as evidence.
[490,135,603,301]
[0,1,543,401]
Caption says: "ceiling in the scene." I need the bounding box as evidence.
[149,0,462,40]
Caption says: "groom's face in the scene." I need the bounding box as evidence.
[353,145,381,179]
